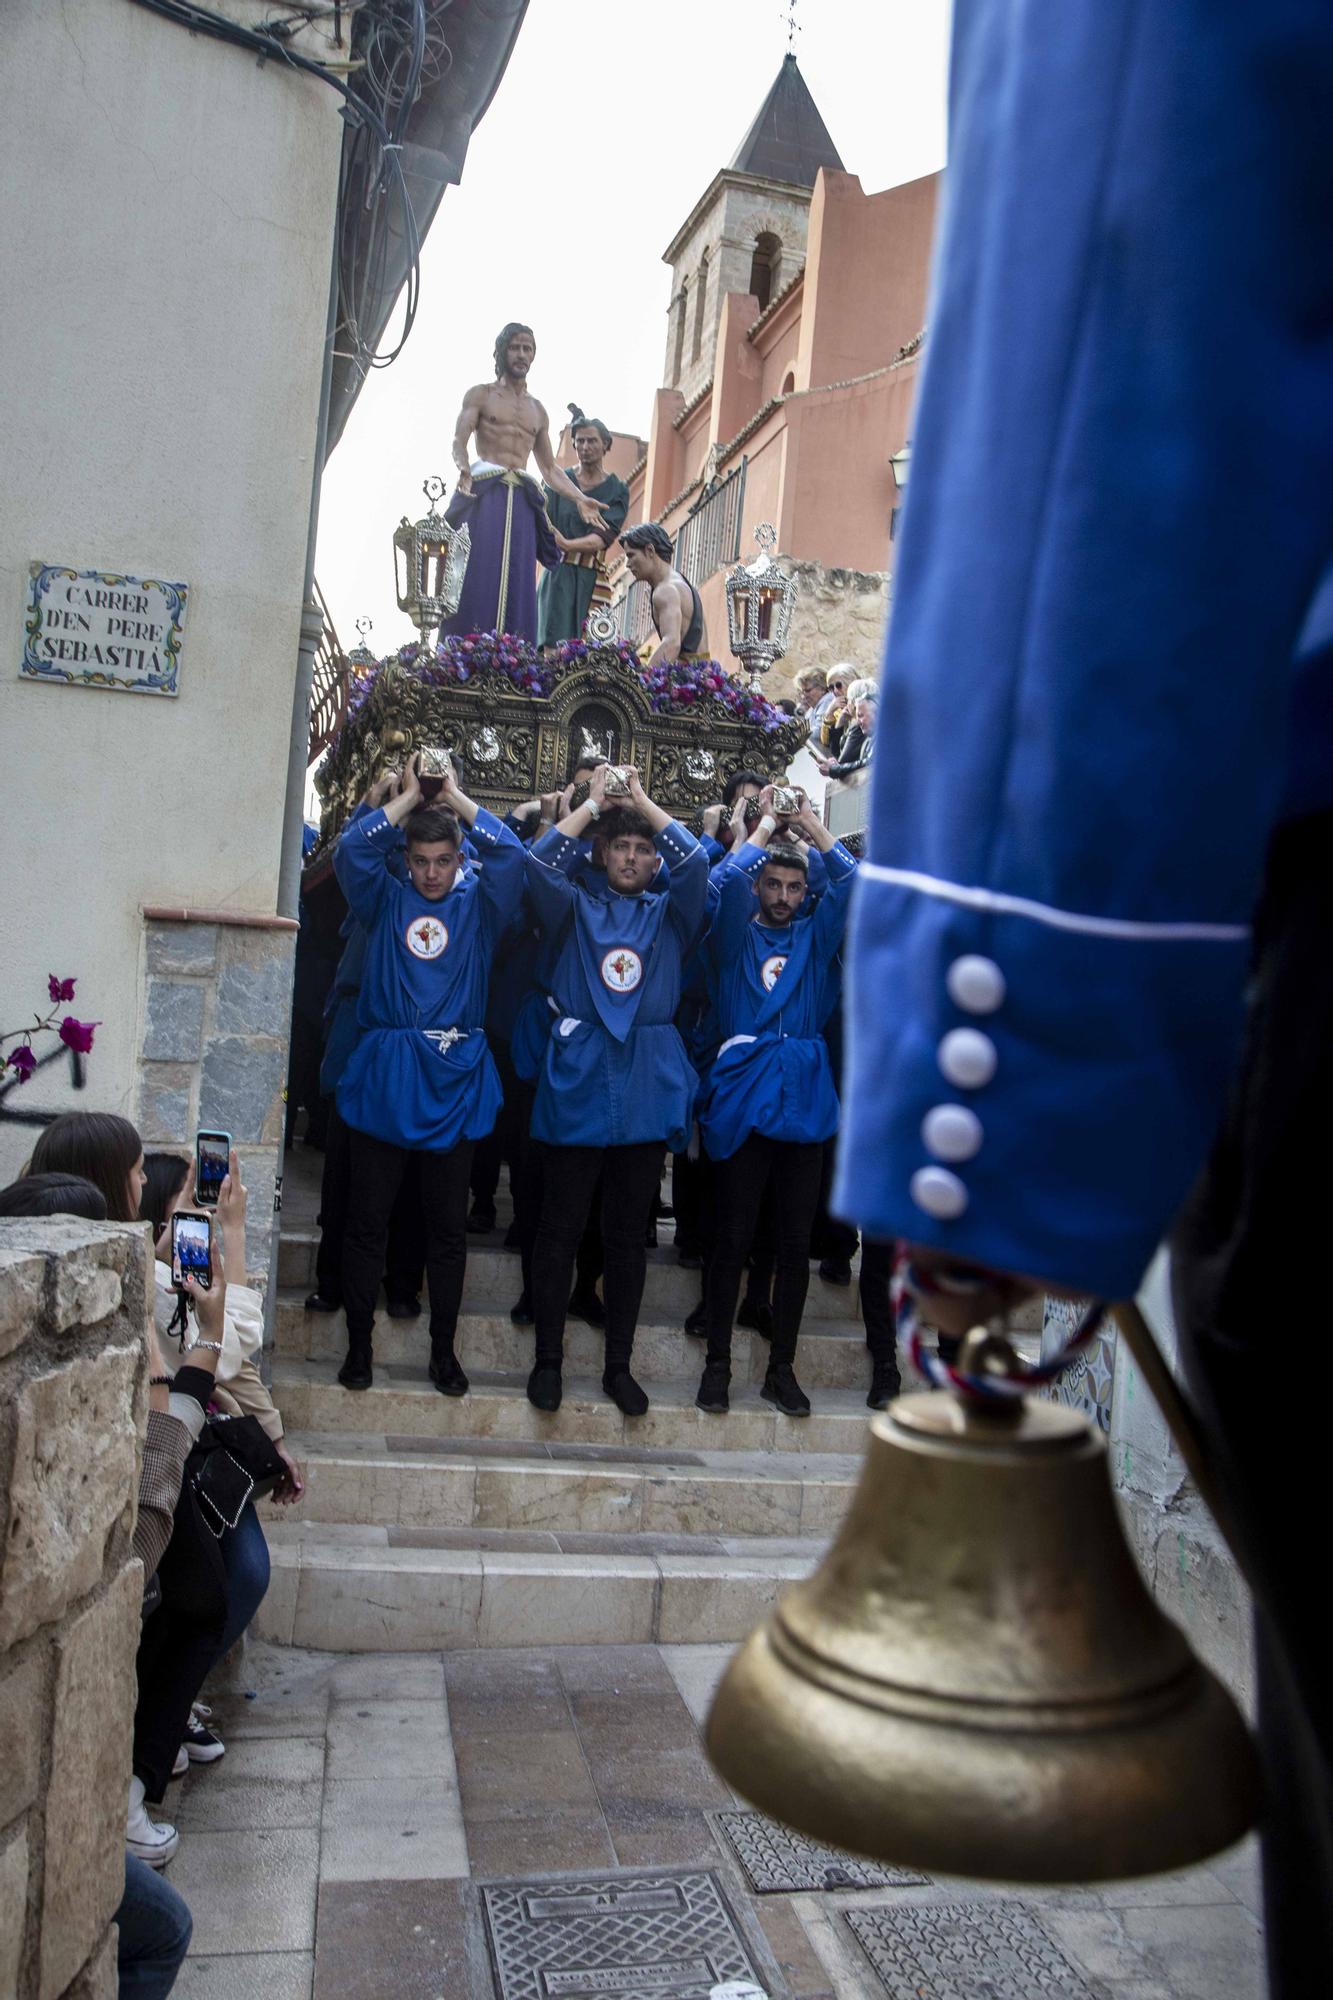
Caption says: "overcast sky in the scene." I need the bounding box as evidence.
[315,0,951,651]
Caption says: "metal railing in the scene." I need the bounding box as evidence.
[616,580,654,650]
[675,457,747,587]
[308,579,348,764]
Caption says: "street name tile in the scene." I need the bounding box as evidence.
[845,1901,1094,1998]
[482,1868,765,1999]
[714,1811,926,1894]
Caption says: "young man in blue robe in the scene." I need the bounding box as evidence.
[523,762,708,1414]
[696,789,857,1416]
[333,753,526,1391]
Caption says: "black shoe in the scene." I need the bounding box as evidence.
[428,1349,469,1397]
[466,1206,496,1235]
[305,1291,341,1313]
[337,1346,373,1391]
[762,1363,811,1417]
[696,1363,731,1413]
[684,1301,706,1338]
[386,1295,421,1319]
[527,1363,562,1412]
[567,1288,605,1329]
[676,1246,703,1270]
[818,1257,853,1287]
[867,1364,901,1411]
[603,1367,649,1417]
[736,1296,773,1337]
[510,1291,534,1326]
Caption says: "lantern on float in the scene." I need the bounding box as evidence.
[392,475,471,646]
[725,523,797,691]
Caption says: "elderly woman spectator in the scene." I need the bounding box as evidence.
[814,677,878,781]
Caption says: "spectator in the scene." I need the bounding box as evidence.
[0,1169,109,1219]
[814,677,878,781]
[817,668,855,756]
[113,1855,192,1998]
[29,1109,147,1218]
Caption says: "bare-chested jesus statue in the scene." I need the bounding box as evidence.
[443,323,607,644]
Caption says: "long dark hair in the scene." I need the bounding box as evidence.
[0,1172,109,1221]
[141,1152,190,1239]
[493,321,534,378]
[29,1113,143,1223]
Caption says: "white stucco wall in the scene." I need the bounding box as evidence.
[0,1,344,1177]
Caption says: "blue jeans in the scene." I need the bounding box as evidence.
[116,1854,192,1998]
[216,1499,271,1656]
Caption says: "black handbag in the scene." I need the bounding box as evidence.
[188,1414,286,1537]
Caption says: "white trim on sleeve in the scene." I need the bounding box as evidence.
[858,863,1249,943]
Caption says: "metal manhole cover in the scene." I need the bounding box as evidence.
[714,1812,927,1894]
[845,1901,1094,1998]
[481,1869,766,1999]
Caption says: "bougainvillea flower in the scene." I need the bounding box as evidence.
[58,1017,99,1055]
[7,1044,37,1082]
[48,975,77,1003]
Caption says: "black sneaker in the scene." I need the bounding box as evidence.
[736,1296,773,1337]
[602,1367,649,1416]
[428,1350,469,1397]
[684,1301,706,1338]
[762,1363,811,1417]
[466,1206,496,1235]
[696,1364,731,1414]
[818,1257,853,1287]
[567,1288,606,1329]
[510,1291,534,1326]
[305,1291,341,1313]
[867,1364,901,1411]
[527,1363,562,1412]
[386,1295,421,1319]
[337,1346,373,1390]
[183,1702,226,1764]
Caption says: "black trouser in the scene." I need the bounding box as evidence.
[315,1102,426,1305]
[811,1135,859,1265]
[342,1128,474,1358]
[532,1142,663,1369]
[671,1147,711,1257]
[859,1236,901,1386]
[1170,810,1333,2000]
[519,1137,604,1303]
[704,1135,824,1369]
[470,1038,523,1216]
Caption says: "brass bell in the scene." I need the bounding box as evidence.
[706,1329,1258,1883]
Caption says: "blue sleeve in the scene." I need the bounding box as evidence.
[469,808,527,929]
[333,809,401,928]
[655,820,708,950]
[832,0,1333,1299]
[700,833,726,866]
[812,843,857,954]
[704,842,766,963]
[524,828,581,934]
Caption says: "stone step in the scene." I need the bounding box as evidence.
[279,1429,861,1541]
[255,1526,815,1652]
[274,1230,862,1323]
[276,1290,873,1389]
[269,1356,879,1457]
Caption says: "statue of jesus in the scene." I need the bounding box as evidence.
[442,323,607,644]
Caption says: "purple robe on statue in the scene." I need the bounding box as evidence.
[442,462,562,643]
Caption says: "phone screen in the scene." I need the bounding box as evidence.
[195,1132,230,1208]
[171,1212,212,1290]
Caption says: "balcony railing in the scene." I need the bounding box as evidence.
[675,457,747,587]
[615,580,654,650]
[308,580,348,765]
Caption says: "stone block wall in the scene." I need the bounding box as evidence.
[136,912,297,1284]
[768,558,888,703]
[0,1218,150,2000]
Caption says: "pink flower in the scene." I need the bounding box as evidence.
[7,1044,37,1082]
[58,1017,98,1056]
[48,974,77,1003]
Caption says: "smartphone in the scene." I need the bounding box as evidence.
[170,1211,213,1290]
[195,1129,231,1208]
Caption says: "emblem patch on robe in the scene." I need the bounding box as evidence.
[600,946,643,993]
[406,914,448,960]
[761,953,789,992]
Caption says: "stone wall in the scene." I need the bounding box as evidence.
[0,1218,149,2000]
[766,558,888,704]
[136,913,297,1284]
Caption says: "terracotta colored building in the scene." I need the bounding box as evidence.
[600,54,940,697]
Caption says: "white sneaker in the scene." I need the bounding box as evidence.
[127,1775,179,1867]
[171,1745,188,1779]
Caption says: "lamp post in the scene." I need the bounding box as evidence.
[392,475,472,647]
[725,523,798,693]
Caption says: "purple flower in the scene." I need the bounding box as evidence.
[58,1016,98,1056]
[48,974,77,1003]
[7,1044,37,1082]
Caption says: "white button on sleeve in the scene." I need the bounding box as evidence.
[946,954,1006,1014]
[938,1028,997,1089]
[921,1103,983,1162]
[910,1166,969,1220]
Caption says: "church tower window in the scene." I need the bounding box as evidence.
[692,251,710,364]
[673,281,688,384]
[749,232,781,314]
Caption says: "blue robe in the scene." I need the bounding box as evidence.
[524,822,708,1152]
[333,807,525,1150]
[700,840,857,1160]
[834,0,1333,1298]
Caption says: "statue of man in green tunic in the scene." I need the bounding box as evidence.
[536,407,630,647]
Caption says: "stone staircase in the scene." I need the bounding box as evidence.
[257,1209,878,1653]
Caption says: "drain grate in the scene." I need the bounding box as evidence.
[713,1811,927,1894]
[845,1900,1095,1998]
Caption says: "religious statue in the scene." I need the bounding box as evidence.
[536,407,630,647]
[622,522,710,666]
[443,323,609,643]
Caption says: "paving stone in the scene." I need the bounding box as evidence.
[175,1734,325,1830]
[314,1879,488,2000]
[329,1653,445,1702]
[174,1952,314,1999]
[715,1811,927,1894]
[167,1829,319,1955]
[844,1900,1095,1997]
[324,1698,452,1781]
[143,977,206,1060]
[752,1895,837,2000]
[481,1867,766,2000]
[1118,1902,1264,1999]
[466,1805,616,1878]
[320,1776,469,1881]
